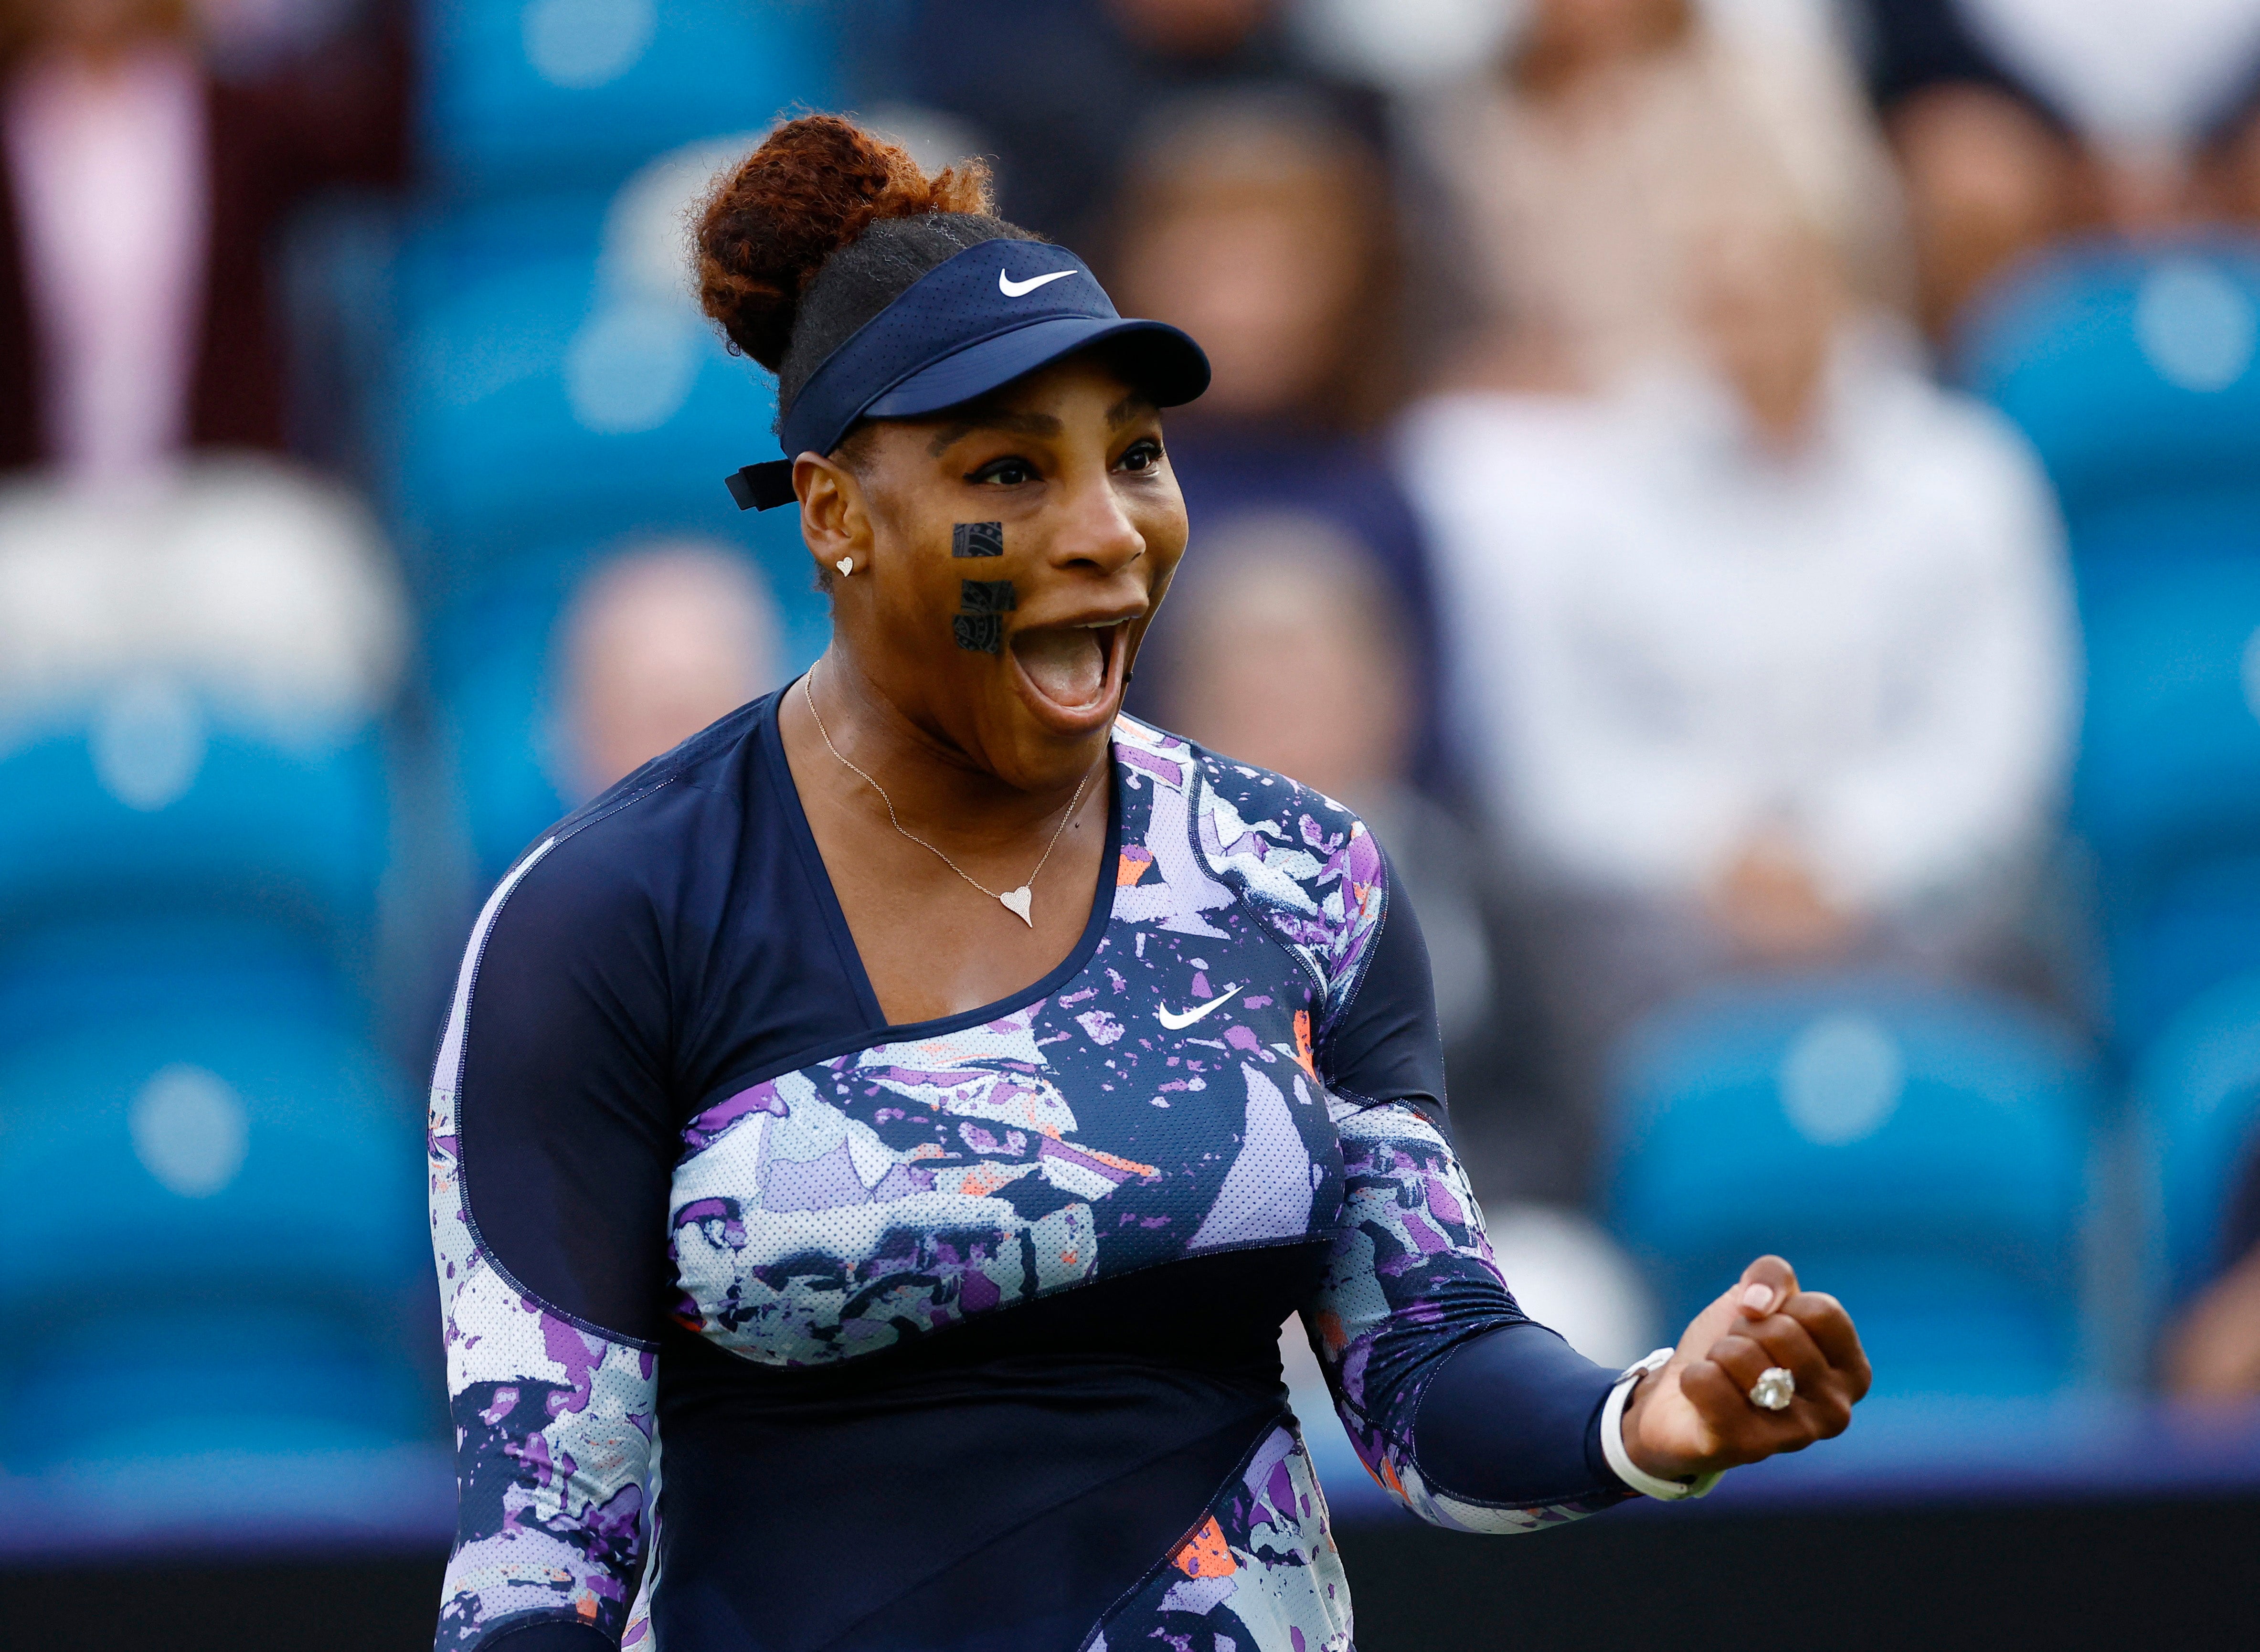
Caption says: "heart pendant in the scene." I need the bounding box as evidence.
[998,887,1034,925]
[835,557,854,577]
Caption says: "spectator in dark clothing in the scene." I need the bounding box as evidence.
[1158,434,1444,788]
[0,0,407,479]
[1845,0,2260,332]
[1107,89,1453,794]
[863,0,1323,245]
[2200,64,2260,226]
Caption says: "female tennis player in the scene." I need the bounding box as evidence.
[427,116,1870,1652]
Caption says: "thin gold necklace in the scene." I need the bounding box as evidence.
[800,667,1098,927]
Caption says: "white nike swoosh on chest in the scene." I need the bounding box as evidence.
[1155,984,1242,1030]
[999,268,1077,297]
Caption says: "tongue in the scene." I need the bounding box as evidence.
[1013,626,1107,708]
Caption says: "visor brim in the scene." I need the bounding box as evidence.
[862,317,1211,424]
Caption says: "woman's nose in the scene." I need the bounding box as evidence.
[1046,472,1146,574]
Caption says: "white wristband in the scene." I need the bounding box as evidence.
[1602,1347,1722,1502]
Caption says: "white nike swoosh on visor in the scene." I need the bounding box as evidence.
[1156,984,1242,1030]
[999,268,1077,297]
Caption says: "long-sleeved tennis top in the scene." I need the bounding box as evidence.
[429,689,1634,1652]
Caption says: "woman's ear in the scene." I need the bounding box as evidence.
[796,454,869,586]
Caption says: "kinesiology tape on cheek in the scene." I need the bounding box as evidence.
[954,615,1003,653]
[958,580,1017,614]
[951,521,1004,558]
[953,579,1017,654]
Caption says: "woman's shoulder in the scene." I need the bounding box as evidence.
[490,690,783,932]
[1114,713,1369,835]
[1112,715,1387,1001]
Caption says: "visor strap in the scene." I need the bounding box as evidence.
[725,461,796,512]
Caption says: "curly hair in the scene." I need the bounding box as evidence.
[695,115,1041,428]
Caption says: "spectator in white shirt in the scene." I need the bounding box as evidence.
[1400,212,2080,1088]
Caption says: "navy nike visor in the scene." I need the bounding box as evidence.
[726,238,1210,511]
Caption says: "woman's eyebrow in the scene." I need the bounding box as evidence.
[929,410,1064,456]
[1106,392,1157,428]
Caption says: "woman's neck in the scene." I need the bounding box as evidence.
[798,650,1111,853]
[779,648,1115,1024]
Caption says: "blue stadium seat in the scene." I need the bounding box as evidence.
[384,185,819,606]
[2133,970,2260,1306]
[2104,854,2260,1057]
[2071,517,2260,905]
[0,1303,442,1555]
[1958,236,2260,527]
[0,918,350,1064]
[1609,978,2095,1398]
[0,1002,435,1490]
[431,548,586,881]
[0,1007,426,1320]
[0,698,389,941]
[419,0,838,198]
[0,988,440,1520]
[0,1308,427,1474]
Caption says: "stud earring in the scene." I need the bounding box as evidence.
[835,557,854,577]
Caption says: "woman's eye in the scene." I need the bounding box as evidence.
[1116,440,1164,474]
[970,457,1036,486]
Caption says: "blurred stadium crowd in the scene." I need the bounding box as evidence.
[7,0,2260,1557]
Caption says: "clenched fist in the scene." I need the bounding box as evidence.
[1621,1255,1872,1482]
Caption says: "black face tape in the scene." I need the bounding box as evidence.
[958,580,1017,615]
[954,614,1005,653]
[952,521,1004,558]
[952,579,1017,654]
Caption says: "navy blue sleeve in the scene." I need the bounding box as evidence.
[1317,847,1449,1133]
[1302,848,1631,1530]
[1412,1322,1623,1502]
[1303,1092,1631,1529]
[451,807,679,1341]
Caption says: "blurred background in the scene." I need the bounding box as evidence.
[5,0,2260,1645]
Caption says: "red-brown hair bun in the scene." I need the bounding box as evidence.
[696,115,996,372]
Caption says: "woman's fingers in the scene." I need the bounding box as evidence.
[1731,1310,1833,1399]
[1678,1315,1857,1465]
[1701,1331,1788,1408]
[1783,1290,1874,1399]
[1676,1351,1809,1464]
[1735,1254,1800,1319]
[1674,1357,1756,1458]
[1727,1261,1872,1399]
[1644,1258,1871,1478]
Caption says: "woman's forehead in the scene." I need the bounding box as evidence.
[898,360,1157,448]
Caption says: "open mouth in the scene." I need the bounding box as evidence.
[1009,619,1127,718]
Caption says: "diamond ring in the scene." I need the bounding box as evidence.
[1748,1366,1795,1411]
